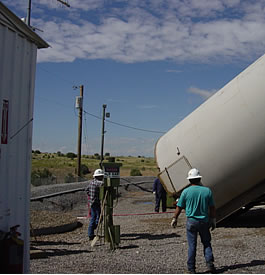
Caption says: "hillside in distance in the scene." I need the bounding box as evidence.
[31,151,157,186]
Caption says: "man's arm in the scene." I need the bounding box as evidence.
[209,205,216,219]
[85,185,90,196]
[171,205,183,228]
[153,179,157,193]
[173,205,183,219]
[209,205,216,230]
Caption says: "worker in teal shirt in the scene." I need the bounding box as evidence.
[171,168,216,274]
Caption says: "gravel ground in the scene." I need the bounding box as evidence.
[30,178,265,274]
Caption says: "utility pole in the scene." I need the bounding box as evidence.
[26,0,32,26]
[76,85,84,179]
[26,0,70,27]
[100,104,110,168]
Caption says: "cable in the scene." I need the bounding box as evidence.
[35,67,166,134]
[83,109,166,134]
[106,119,166,134]
[10,118,34,140]
[38,65,76,86]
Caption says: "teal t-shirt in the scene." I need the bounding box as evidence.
[177,185,215,222]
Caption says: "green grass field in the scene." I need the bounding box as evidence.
[31,152,158,185]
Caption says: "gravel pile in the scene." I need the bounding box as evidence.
[30,178,265,274]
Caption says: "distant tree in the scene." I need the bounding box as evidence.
[57,151,64,157]
[105,152,110,156]
[94,153,100,160]
[34,150,41,154]
[66,152,77,159]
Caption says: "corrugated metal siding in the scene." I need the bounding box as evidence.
[0,21,37,273]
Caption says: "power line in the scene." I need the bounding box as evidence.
[36,67,166,134]
[83,109,166,134]
[38,65,76,86]
[107,118,166,134]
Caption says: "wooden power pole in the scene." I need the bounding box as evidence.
[100,104,110,169]
[100,104,107,169]
[77,85,84,179]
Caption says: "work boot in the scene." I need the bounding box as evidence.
[186,269,196,274]
[206,262,216,273]
[89,235,95,241]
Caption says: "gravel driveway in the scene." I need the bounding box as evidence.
[30,178,265,274]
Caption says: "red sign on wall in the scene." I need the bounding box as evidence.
[1,99,9,144]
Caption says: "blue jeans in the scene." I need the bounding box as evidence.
[155,192,167,212]
[186,218,214,271]
[88,203,101,238]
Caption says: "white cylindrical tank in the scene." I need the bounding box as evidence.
[155,53,265,221]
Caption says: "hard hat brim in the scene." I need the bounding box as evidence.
[187,175,202,180]
[93,173,104,177]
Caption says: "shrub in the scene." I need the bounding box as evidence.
[81,164,90,175]
[107,157,115,162]
[31,168,54,186]
[130,168,142,176]
[65,173,75,183]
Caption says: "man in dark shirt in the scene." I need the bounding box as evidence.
[153,177,167,212]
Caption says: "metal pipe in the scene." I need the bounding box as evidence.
[26,0,31,26]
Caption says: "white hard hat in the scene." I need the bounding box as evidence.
[187,168,202,180]
[93,169,104,178]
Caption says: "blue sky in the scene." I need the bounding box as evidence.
[3,0,265,156]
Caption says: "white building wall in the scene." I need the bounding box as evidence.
[0,21,38,273]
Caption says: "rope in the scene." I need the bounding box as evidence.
[78,211,175,219]
[113,211,175,217]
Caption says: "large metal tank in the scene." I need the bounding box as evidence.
[155,53,265,221]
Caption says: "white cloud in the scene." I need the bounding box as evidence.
[188,86,216,99]
[3,0,265,64]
